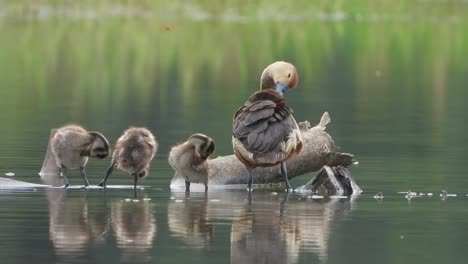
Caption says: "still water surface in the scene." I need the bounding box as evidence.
[0,1,468,263]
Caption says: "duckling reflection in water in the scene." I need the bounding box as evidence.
[167,193,213,249]
[169,134,215,192]
[232,61,303,191]
[51,125,110,187]
[98,127,157,198]
[47,188,111,258]
[112,198,157,263]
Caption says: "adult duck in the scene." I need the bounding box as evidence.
[232,61,303,191]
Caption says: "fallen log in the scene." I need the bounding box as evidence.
[170,112,362,195]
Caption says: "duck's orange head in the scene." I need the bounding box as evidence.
[260,61,298,94]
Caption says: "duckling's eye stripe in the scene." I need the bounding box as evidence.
[94,147,107,152]
[190,135,207,141]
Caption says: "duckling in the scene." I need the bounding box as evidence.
[51,125,110,187]
[98,127,157,198]
[232,61,303,191]
[168,134,215,192]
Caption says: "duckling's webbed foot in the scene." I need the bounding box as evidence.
[98,163,114,189]
[79,167,90,187]
[280,162,292,192]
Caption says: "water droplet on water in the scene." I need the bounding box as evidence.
[4,172,15,177]
[308,195,324,199]
[373,192,384,199]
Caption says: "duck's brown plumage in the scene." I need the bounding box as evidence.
[232,61,302,191]
[233,89,302,168]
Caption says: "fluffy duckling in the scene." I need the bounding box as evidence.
[98,127,157,198]
[51,125,110,187]
[232,61,303,191]
[168,134,215,192]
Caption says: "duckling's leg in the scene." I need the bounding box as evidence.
[185,181,190,192]
[60,166,70,188]
[133,172,139,199]
[280,162,292,192]
[97,163,115,189]
[204,181,208,193]
[247,169,253,192]
[79,167,90,187]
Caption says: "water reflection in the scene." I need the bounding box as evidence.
[44,183,156,263]
[47,189,110,259]
[168,191,357,263]
[112,199,157,263]
[167,193,213,249]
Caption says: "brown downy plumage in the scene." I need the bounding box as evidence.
[98,127,157,198]
[51,125,110,187]
[232,61,303,191]
[169,134,215,192]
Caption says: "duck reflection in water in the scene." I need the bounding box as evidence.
[45,184,156,263]
[168,191,356,263]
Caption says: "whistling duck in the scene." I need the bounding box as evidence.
[51,125,110,187]
[98,127,157,198]
[232,61,303,191]
[168,134,215,192]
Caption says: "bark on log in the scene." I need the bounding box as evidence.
[170,112,362,195]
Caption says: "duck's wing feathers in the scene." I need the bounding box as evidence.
[233,100,296,154]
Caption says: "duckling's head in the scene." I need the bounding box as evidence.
[260,61,298,95]
[187,134,216,160]
[88,132,110,159]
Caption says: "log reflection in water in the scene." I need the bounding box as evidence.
[167,191,357,263]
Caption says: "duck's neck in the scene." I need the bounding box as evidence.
[260,72,275,90]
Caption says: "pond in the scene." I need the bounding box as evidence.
[0,1,467,263]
